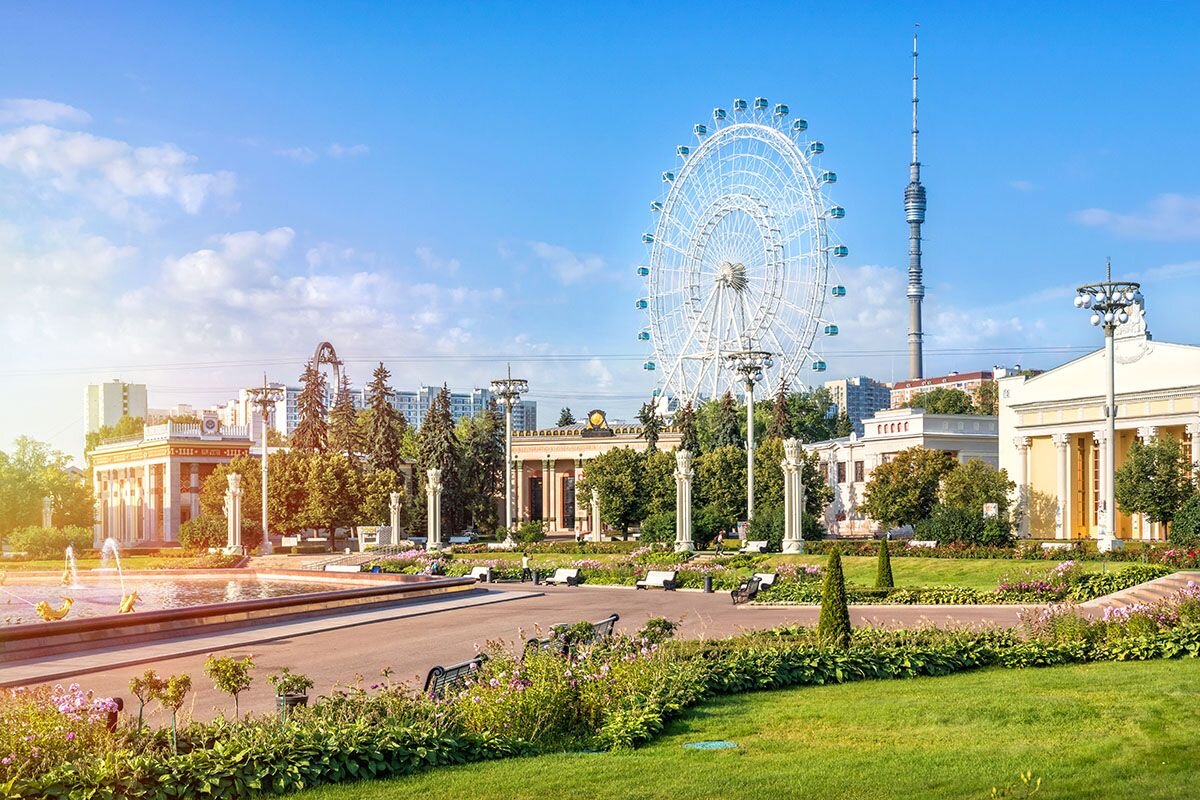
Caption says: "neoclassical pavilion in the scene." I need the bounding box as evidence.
[90,418,253,545]
[510,410,680,534]
[998,306,1200,541]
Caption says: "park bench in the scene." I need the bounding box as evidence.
[544,568,582,586]
[423,653,488,698]
[323,564,362,573]
[486,541,516,550]
[731,575,763,605]
[752,572,777,589]
[469,566,493,582]
[739,540,768,554]
[448,535,473,545]
[524,612,621,657]
[635,569,677,591]
[280,535,300,548]
[907,540,938,549]
[1041,542,1074,551]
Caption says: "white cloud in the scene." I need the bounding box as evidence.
[529,241,606,285]
[1074,193,1200,241]
[164,227,295,294]
[0,124,235,217]
[328,143,368,158]
[585,357,614,390]
[0,98,91,125]
[275,146,317,163]
[415,245,461,275]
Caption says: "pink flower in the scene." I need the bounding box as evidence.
[65,732,76,741]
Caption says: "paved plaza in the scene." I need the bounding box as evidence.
[5,583,1032,721]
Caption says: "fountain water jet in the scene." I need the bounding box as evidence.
[100,538,126,596]
[63,545,80,587]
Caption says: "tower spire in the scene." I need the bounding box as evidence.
[905,26,927,379]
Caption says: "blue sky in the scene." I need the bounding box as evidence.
[2,2,1199,459]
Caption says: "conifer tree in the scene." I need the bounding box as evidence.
[418,384,463,532]
[556,407,576,427]
[875,538,894,589]
[768,380,792,440]
[637,400,663,452]
[817,545,852,649]
[714,391,742,450]
[365,362,406,474]
[291,360,327,452]
[461,400,505,531]
[675,401,700,454]
[327,371,363,462]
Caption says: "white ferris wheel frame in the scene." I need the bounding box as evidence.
[642,101,844,404]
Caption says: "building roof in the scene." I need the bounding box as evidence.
[891,370,992,392]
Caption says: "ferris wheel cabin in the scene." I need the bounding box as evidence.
[812,361,828,372]
[791,119,808,133]
[828,206,845,219]
[774,103,789,116]
[831,285,847,297]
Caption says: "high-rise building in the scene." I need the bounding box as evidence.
[233,383,536,437]
[823,376,892,435]
[86,380,148,433]
[890,369,995,409]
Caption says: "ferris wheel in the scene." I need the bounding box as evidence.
[637,97,847,403]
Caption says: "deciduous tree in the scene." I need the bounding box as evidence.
[860,446,957,528]
[695,444,747,528]
[939,459,1015,519]
[1115,436,1197,525]
[903,387,975,415]
[578,447,645,538]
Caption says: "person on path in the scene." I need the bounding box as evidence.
[520,552,532,582]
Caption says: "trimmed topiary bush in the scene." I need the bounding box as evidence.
[1170,494,1200,547]
[817,545,851,648]
[875,539,894,588]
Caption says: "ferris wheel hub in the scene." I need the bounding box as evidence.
[716,261,749,293]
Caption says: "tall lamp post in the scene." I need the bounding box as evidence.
[490,364,528,533]
[245,374,284,554]
[727,350,774,525]
[1073,259,1142,552]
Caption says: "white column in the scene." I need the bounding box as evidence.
[92,469,104,547]
[1013,437,1030,538]
[388,491,402,545]
[1091,430,1106,540]
[143,463,155,540]
[189,463,200,521]
[782,438,805,554]
[163,459,180,540]
[574,457,585,533]
[426,467,443,551]
[1189,421,1200,478]
[1053,433,1071,539]
[590,487,602,542]
[674,449,694,552]
[546,456,556,531]
[514,458,524,523]
[225,472,243,549]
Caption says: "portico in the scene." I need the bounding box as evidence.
[89,420,253,545]
[999,306,1200,541]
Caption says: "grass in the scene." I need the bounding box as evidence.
[453,551,1118,591]
[0,555,218,572]
[297,658,1199,800]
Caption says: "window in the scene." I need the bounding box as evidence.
[854,461,864,482]
[836,461,846,483]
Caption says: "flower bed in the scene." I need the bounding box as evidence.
[5,585,1200,799]
[802,540,1200,567]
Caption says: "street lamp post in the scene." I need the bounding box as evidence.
[490,364,528,534]
[245,374,284,555]
[1073,258,1142,552]
[727,350,774,525]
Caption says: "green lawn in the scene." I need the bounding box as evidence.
[0,555,214,572]
[453,551,1115,591]
[297,658,1199,800]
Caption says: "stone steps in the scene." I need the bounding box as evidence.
[1080,570,1200,610]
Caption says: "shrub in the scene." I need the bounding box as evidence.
[1170,494,1200,547]
[515,520,546,546]
[746,503,784,551]
[178,515,226,551]
[637,616,679,643]
[6,526,92,559]
[269,667,315,697]
[638,511,676,545]
[915,506,1014,547]
[692,504,727,549]
[817,546,851,648]
[875,538,894,588]
[204,655,254,719]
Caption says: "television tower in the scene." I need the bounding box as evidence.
[905,28,927,379]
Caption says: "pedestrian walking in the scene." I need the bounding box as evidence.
[520,552,532,582]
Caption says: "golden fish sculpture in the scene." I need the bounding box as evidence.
[61,568,72,586]
[118,591,139,614]
[35,597,74,622]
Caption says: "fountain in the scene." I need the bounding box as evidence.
[99,537,126,597]
[63,545,80,587]
[35,598,74,621]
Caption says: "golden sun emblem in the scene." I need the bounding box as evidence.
[588,410,605,427]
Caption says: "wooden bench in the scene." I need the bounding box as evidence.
[544,568,582,586]
[524,613,620,657]
[731,576,762,605]
[469,566,493,582]
[752,572,777,589]
[739,540,768,554]
[423,654,487,698]
[635,570,677,590]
